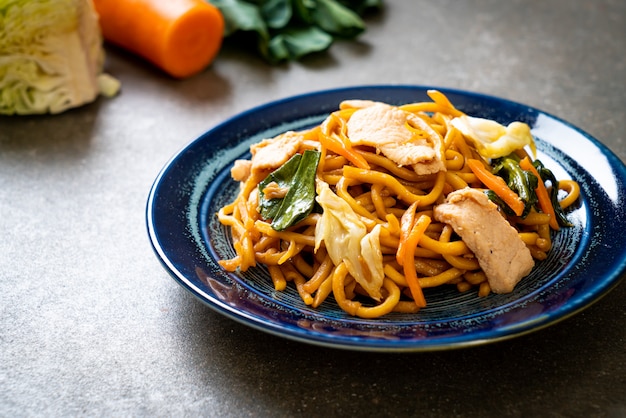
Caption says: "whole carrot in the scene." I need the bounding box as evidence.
[93,0,224,78]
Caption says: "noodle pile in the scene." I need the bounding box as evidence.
[216,91,580,318]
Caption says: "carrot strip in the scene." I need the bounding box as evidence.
[519,157,560,230]
[401,215,431,307]
[93,0,224,78]
[426,90,464,117]
[467,159,525,216]
[318,113,370,169]
[396,201,419,265]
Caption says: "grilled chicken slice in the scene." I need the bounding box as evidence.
[342,101,446,175]
[433,188,534,293]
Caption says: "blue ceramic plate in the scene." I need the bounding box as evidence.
[146,85,626,352]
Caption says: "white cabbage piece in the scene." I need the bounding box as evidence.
[314,181,385,301]
[0,0,120,115]
[451,114,536,159]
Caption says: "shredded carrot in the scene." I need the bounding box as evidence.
[426,90,464,117]
[401,214,431,308]
[466,159,525,216]
[302,126,321,141]
[318,113,370,169]
[93,0,224,78]
[397,201,419,265]
[519,157,560,230]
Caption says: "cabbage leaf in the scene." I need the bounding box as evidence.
[451,115,536,159]
[314,180,384,301]
[0,0,120,115]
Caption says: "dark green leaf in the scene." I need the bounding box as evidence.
[310,0,365,38]
[337,0,382,15]
[271,150,321,230]
[258,153,302,219]
[264,36,291,62]
[484,190,518,217]
[208,0,269,38]
[207,0,382,63]
[292,0,316,24]
[490,155,575,227]
[493,155,538,217]
[264,26,333,62]
[261,0,292,29]
[532,159,574,227]
[258,150,321,231]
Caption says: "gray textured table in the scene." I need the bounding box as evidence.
[2,1,625,417]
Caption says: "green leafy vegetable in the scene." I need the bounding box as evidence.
[310,0,365,38]
[0,0,120,115]
[532,159,573,227]
[262,0,292,28]
[258,150,321,230]
[492,154,539,217]
[212,0,269,37]
[258,152,304,219]
[264,26,333,62]
[486,154,574,227]
[483,190,517,217]
[207,0,382,63]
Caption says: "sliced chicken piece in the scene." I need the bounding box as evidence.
[231,159,252,182]
[249,130,304,174]
[433,188,534,293]
[260,181,289,199]
[343,101,446,175]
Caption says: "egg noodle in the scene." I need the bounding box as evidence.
[216,91,580,318]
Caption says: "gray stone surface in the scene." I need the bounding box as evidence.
[1,1,625,417]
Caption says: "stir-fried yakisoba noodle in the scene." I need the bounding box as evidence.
[217,90,580,318]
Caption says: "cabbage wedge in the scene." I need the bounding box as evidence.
[0,0,120,115]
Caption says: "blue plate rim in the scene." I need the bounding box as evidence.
[146,84,626,352]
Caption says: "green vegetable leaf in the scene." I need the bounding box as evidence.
[532,159,574,227]
[209,0,269,39]
[263,26,334,63]
[258,150,321,231]
[337,0,382,14]
[292,0,316,24]
[484,190,518,217]
[493,155,538,217]
[489,155,575,227]
[261,0,293,29]
[310,0,365,38]
[258,153,303,219]
[207,0,382,63]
